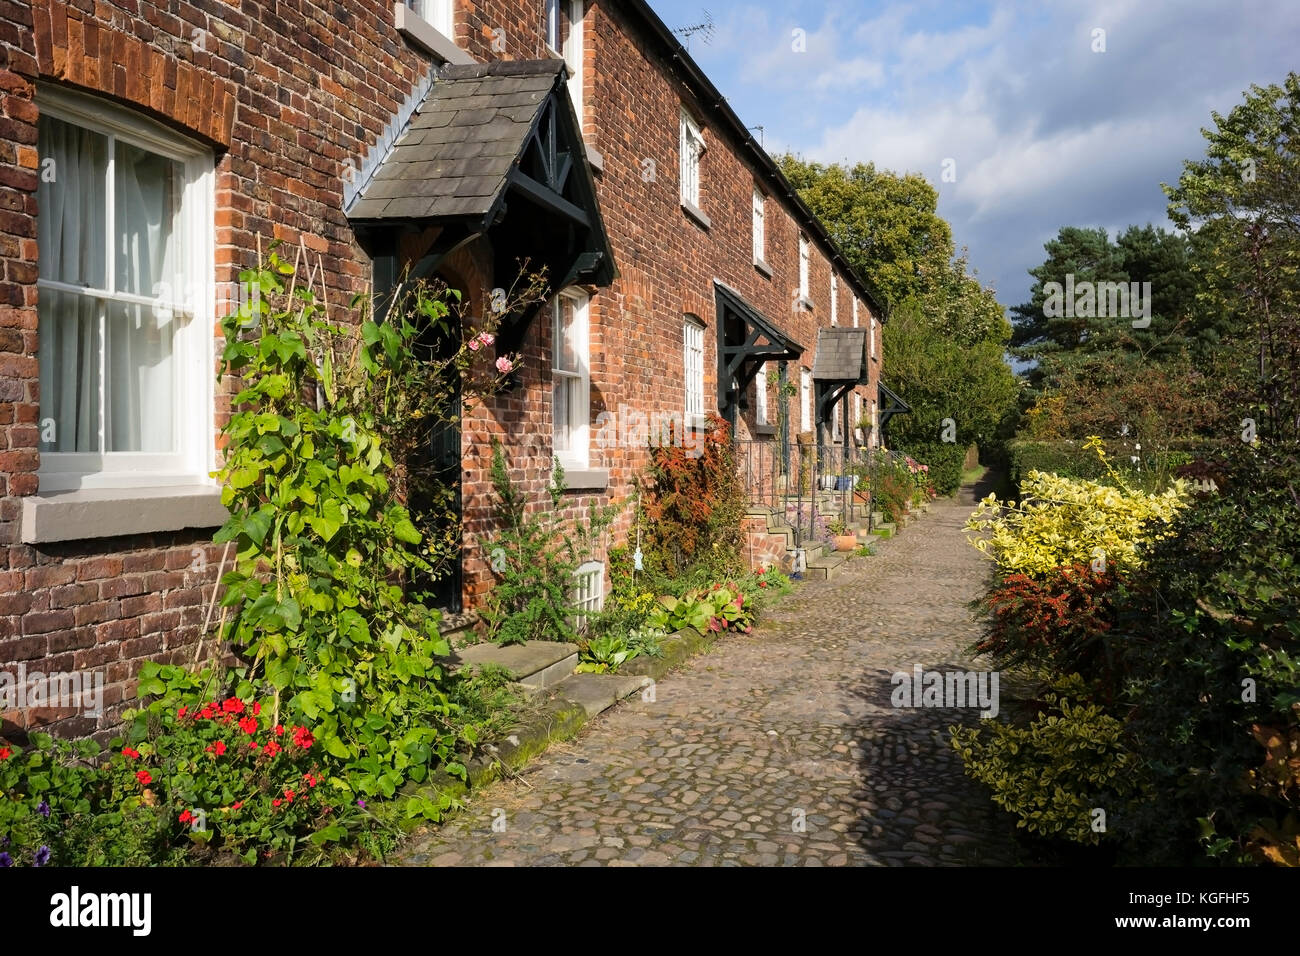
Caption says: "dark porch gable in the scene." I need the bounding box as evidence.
[346,58,616,347]
[715,281,803,427]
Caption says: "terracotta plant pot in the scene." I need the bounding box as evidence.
[833,534,858,552]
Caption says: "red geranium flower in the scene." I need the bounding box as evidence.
[274,724,285,737]
[121,747,140,759]
[303,773,317,788]
[284,789,296,803]
[205,741,227,757]
[238,716,258,735]
[199,706,215,720]
[272,798,282,808]
[231,802,243,810]
[177,705,188,718]
[179,810,194,825]
[262,741,282,757]
[136,770,152,786]
[222,698,244,715]
[252,702,262,716]
[292,727,314,749]
[0,747,10,760]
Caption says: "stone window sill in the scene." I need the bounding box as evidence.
[754,424,777,436]
[557,468,609,492]
[681,200,711,231]
[394,3,474,65]
[796,295,815,312]
[21,485,229,544]
[585,141,604,173]
[754,258,773,278]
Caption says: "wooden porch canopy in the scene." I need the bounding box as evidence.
[811,327,868,428]
[716,280,803,427]
[346,59,615,356]
[878,381,912,433]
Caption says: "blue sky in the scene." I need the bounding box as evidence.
[645,0,1300,311]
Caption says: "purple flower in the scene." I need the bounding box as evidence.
[0,852,11,868]
[33,845,50,867]
[37,800,50,818]
[356,798,366,809]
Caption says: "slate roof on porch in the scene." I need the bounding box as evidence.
[347,59,569,222]
[811,327,869,383]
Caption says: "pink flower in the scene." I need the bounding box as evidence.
[468,339,480,352]
[495,356,513,374]
[477,331,495,347]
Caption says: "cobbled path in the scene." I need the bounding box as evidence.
[397,478,1022,866]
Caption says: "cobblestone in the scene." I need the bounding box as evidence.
[397,480,1020,866]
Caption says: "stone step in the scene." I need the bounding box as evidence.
[451,640,580,691]
[872,523,897,538]
[551,672,652,719]
[804,550,848,580]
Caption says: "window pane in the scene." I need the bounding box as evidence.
[554,376,570,453]
[105,299,175,452]
[115,139,185,299]
[38,288,102,452]
[37,117,108,288]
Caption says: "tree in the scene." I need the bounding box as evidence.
[1164,71,1300,444]
[777,156,952,310]
[778,155,1017,462]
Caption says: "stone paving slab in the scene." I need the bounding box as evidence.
[398,477,1021,867]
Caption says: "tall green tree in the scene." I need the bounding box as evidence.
[1164,71,1300,444]
[777,154,1017,457]
[777,156,952,310]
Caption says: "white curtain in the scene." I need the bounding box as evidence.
[111,140,177,452]
[37,118,104,452]
[37,117,177,455]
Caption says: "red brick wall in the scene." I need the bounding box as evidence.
[0,0,884,737]
[0,0,434,738]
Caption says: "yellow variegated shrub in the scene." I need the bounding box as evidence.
[965,469,1188,578]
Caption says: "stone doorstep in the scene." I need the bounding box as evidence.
[449,640,580,690]
[552,671,653,719]
[804,550,847,581]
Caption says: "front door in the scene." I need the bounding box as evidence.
[409,305,463,614]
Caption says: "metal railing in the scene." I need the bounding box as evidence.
[737,440,910,548]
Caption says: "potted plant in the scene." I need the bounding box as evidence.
[827,516,857,552]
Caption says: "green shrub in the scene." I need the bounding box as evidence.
[950,679,1141,845]
[477,442,619,645]
[906,442,966,496]
[1116,445,1300,864]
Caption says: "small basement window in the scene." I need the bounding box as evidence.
[572,560,605,631]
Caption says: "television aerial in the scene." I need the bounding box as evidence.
[672,9,715,50]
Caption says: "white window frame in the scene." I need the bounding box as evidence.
[680,108,705,209]
[832,400,843,441]
[870,314,877,359]
[800,368,811,433]
[572,559,605,630]
[35,86,214,493]
[406,0,453,38]
[798,236,810,300]
[552,288,590,471]
[871,399,879,447]
[683,317,705,419]
[755,361,768,425]
[563,1,584,129]
[752,187,765,264]
[852,296,860,328]
[830,274,838,325]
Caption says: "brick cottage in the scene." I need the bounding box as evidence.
[0,0,889,737]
